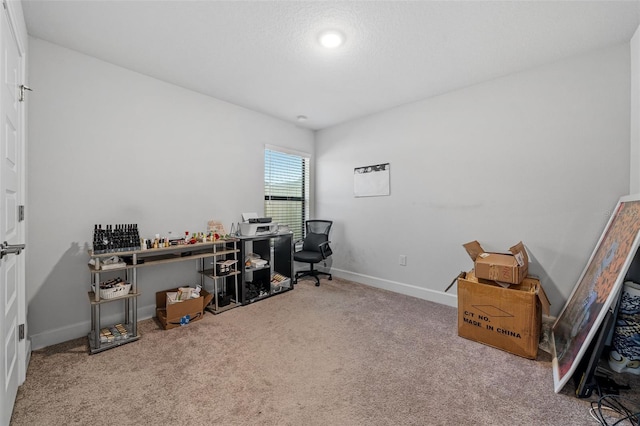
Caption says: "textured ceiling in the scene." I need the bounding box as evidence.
[22,1,640,130]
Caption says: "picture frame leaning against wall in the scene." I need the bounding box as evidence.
[552,194,640,393]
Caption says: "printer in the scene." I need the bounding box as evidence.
[239,213,278,236]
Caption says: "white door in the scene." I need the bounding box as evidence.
[0,1,26,425]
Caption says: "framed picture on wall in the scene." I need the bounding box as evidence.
[552,194,640,393]
[354,163,390,197]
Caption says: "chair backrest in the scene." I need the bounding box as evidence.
[303,220,333,256]
[305,220,332,237]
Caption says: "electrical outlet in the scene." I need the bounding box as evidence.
[399,255,407,266]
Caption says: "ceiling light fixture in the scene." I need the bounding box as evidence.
[319,30,344,49]
[297,115,308,122]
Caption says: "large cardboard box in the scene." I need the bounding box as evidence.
[463,240,528,285]
[457,270,550,359]
[155,288,213,330]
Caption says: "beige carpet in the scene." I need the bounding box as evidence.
[11,277,640,425]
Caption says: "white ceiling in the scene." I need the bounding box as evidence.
[21,0,640,130]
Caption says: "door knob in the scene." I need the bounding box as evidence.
[0,241,25,259]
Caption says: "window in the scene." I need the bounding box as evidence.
[264,147,310,241]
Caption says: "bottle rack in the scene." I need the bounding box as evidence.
[92,223,141,254]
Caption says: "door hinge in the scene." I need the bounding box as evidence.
[18,85,31,102]
[18,205,24,222]
[19,324,24,341]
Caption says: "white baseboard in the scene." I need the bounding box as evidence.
[29,303,158,351]
[331,268,458,308]
[25,338,31,367]
[22,338,31,383]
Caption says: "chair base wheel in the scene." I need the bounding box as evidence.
[295,269,331,287]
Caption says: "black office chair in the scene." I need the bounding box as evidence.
[294,220,333,286]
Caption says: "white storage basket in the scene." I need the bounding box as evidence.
[93,283,131,299]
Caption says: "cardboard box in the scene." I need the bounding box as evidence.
[155,288,213,330]
[463,240,529,285]
[457,270,550,359]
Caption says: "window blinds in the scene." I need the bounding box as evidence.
[264,149,309,240]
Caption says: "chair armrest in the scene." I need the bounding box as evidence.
[319,240,332,259]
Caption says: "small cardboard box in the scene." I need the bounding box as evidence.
[463,240,529,285]
[155,288,213,330]
[457,270,550,359]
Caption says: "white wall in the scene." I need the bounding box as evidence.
[315,45,631,316]
[26,37,314,349]
[631,26,640,194]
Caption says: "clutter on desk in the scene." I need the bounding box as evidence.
[91,220,236,254]
[140,230,224,250]
[207,220,227,236]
